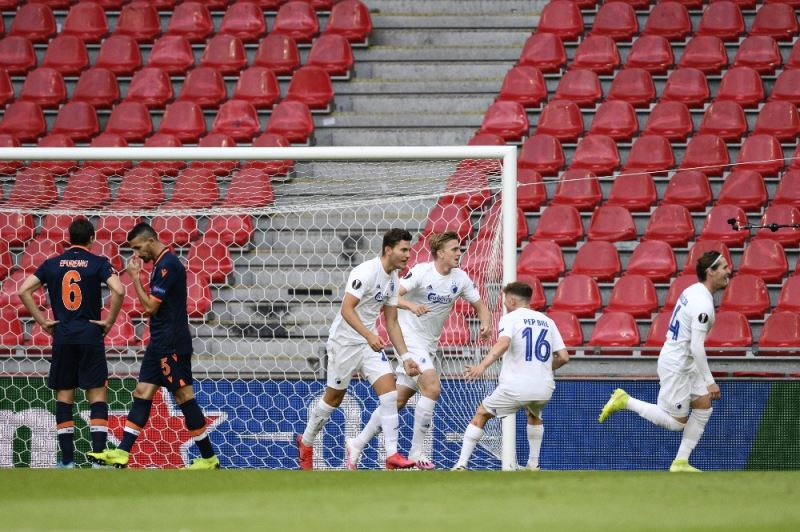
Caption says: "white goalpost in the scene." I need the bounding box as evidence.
[0,145,520,470]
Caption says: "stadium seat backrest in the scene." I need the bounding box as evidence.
[590,2,638,41]
[716,66,765,108]
[530,204,584,246]
[643,101,693,141]
[498,65,548,108]
[625,239,678,282]
[51,101,100,142]
[115,1,161,43]
[518,32,566,73]
[158,101,206,142]
[148,35,195,75]
[306,34,355,77]
[95,34,142,76]
[716,169,767,211]
[642,204,695,247]
[0,101,46,142]
[570,35,620,74]
[605,274,657,318]
[324,0,372,44]
[539,1,584,41]
[72,67,120,109]
[643,1,691,41]
[733,35,782,75]
[272,1,320,43]
[588,312,640,353]
[679,35,728,73]
[0,36,37,75]
[625,35,674,74]
[737,239,788,283]
[285,65,335,110]
[589,100,638,141]
[266,100,315,143]
[776,277,800,313]
[200,34,248,75]
[518,134,565,175]
[719,274,770,318]
[62,1,109,43]
[19,67,67,109]
[126,67,174,109]
[605,172,657,212]
[550,274,602,318]
[622,134,674,173]
[736,134,784,176]
[704,311,752,355]
[698,205,749,246]
[41,34,89,76]
[698,100,748,141]
[546,310,584,346]
[212,100,262,141]
[10,3,56,43]
[570,240,621,282]
[219,1,268,42]
[679,134,729,176]
[253,33,301,76]
[517,240,565,282]
[568,135,620,175]
[535,99,584,141]
[755,205,800,247]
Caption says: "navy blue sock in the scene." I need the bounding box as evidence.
[89,402,109,453]
[179,399,214,459]
[120,397,152,453]
[55,401,74,465]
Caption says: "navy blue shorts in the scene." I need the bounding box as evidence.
[139,347,193,393]
[48,344,108,391]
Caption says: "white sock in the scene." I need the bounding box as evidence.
[457,424,484,467]
[354,407,383,449]
[676,408,712,461]
[527,424,544,468]
[379,391,400,456]
[410,396,436,456]
[626,397,685,432]
[301,399,335,446]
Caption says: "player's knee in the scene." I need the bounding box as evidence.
[422,382,441,401]
[667,416,687,432]
[323,388,345,408]
[173,386,194,405]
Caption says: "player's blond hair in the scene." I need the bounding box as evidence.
[428,231,460,259]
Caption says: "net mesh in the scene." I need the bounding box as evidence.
[0,151,509,469]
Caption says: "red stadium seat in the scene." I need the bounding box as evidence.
[20,238,62,271]
[10,3,56,44]
[0,305,24,347]
[531,204,584,246]
[769,70,800,105]
[571,241,621,282]
[681,240,732,276]
[759,312,800,355]
[0,213,36,247]
[443,156,494,210]
[733,36,782,75]
[774,169,800,206]
[750,3,798,41]
[83,132,132,177]
[72,68,119,109]
[516,168,546,213]
[719,275,770,318]
[219,1,268,42]
[535,100,583,142]
[223,167,276,208]
[137,133,184,176]
[212,100,261,141]
[625,240,676,282]
[59,167,111,209]
[587,205,637,242]
[644,311,672,352]
[0,240,10,281]
[186,271,212,318]
[30,134,76,175]
[738,239,788,283]
[605,173,656,212]
[643,1,691,41]
[62,2,109,43]
[479,101,529,141]
[642,101,692,142]
[515,274,546,310]
[698,205,749,247]
[112,168,165,209]
[776,277,800,313]
[90,0,130,9]
[166,0,213,41]
[148,35,195,76]
[661,68,710,108]
[570,35,620,74]
[736,134,783,176]
[38,213,82,245]
[423,201,473,243]
[105,313,137,349]
[285,65,334,110]
[95,34,142,76]
[151,215,199,248]
[0,134,21,175]
[253,33,301,76]
[187,237,234,284]
[266,101,314,143]
[164,168,219,209]
[716,169,767,212]
[704,311,752,355]
[105,101,152,142]
[550,274,602,318]
[518,33,567,73]
[518,135,564,176]
[0,101,46,142]
[538,1,584,41]
[243,131,294,175]
[589,101,637,141]
[662,274,698,312]
[95,215,140,245]
[307,34,354,77]
[1,272,47,318]
[518,240,564,282]
[200,34,247,75]
[786,40,800,69]
[272,1,319,44]
[698,101,747,141]
[643,204,695,247]
[622,135,674,174]
[323,0,372,44]
[717,0,757,9]
[590,2,638,41]
[177,67,226,109]
[125,67,173,109]
[547,310,583,347]
[755,205,800,247]
[158,101,206,143]
[194,133,239,176]
[438,313,471,347]
[662,170,711,211]
[41,34,88,76]
[679,135,729,176]
[696,1,744,41]
[569,135,620,175]
[19,67,66,109]
[716,67,765,108]
[552,169,601,211]
[0,36,36,75]
[753,101,800,142]
[625,35,674,74]
[205,214,255,247]
[588,312,640,354]
[118,270,148,318]
[555,69,602,108]
[605,274,658,318]
[606,68,655,108]
[679,35,727,74]
[114,1,161,43]
[472,200,528,246]
[497,66,547,107]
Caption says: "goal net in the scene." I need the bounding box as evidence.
[0,146,519,470]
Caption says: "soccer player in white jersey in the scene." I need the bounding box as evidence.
[452,282,569,471]
[598,251,731,472]
[346,232,492,470]
[296,228,421,470]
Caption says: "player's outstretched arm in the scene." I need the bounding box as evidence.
[465,336,511,381]
[552,348,570,370]
[91,274,125,335]
[691,329,721,400]
[384,305,420,377]
[17,274,59,335]
[470,300,492,340]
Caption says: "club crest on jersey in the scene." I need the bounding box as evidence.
[451,281,458,294]
[698,313,709,324]
[160,268,168,278]
[352,279,362,290]
[676,402,683,411]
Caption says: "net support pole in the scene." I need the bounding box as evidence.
[500,147,519,471]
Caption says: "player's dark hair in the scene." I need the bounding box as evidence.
[503,281,533,301]
[382,228,413,255]
[68,218,95,246]
[696,251,723,281]
[428,231,460,258]
[127,222,159,243]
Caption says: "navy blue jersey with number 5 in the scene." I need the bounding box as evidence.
[34,246,114,346]
[148,249,193,355]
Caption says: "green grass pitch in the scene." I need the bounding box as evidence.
[2,470,799,531]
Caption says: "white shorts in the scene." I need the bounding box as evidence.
[395,344,437,391]
[325,338,394,390]
[657,366,709,417]
[482,385,551,419]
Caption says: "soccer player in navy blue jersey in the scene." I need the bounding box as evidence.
[18,218,125,468]
[88,222,220,469]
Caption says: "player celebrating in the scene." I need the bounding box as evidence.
[452,282,569,471]
[18,218,125,468]
[346,231,492,470]
[88,223,220,469]
[297,228,421,470]
[598,251,731,472]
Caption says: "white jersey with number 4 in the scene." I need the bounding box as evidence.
[329,257,399,345]
[659,282,715,374]
[497,308,565,398]
[398,262,481,352]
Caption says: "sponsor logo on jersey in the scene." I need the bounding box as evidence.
[427,292,454,304]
